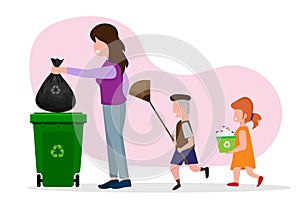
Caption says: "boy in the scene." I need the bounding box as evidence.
[170,94,209,190]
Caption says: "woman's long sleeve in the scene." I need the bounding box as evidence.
[67,65,116,79]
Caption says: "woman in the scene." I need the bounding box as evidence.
[52,23,131,189]
[227,97,263,187]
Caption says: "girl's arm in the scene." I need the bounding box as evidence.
[52,66,116,79]
[230,130,247,153]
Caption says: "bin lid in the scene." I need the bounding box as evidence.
[30,112,87,123]
[216,136,236,139]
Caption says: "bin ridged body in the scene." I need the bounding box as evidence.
[30,113,87,187]
[216,136,236,153]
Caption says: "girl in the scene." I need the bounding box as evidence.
[227,97,263,187]
[52,23,131,189]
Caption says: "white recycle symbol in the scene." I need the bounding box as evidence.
[223,141,231,148]
[51,85,61,95]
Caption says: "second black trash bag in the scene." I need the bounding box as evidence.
[35,58,76,112]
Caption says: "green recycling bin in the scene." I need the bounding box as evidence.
[216,136,236,153]
[30,112,87,187]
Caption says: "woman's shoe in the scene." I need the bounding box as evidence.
[257,176,264,187]
[227,182,239,187]
[111,179,132,189]
[98,179,119,189]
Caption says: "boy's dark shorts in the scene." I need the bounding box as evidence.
[170,148,198,165]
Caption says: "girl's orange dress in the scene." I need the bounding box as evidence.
[230,126,256,170]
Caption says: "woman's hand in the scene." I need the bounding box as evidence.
[51,66,67,74]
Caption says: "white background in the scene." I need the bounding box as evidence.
[1,0,299,211]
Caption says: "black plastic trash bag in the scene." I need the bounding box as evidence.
[35,58,76,112]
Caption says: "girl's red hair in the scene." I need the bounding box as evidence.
[231,97,262,129]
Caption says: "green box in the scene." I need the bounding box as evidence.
[30,112,87,187]
[216,136,236,153]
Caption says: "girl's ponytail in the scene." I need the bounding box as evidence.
[251,113,262,129]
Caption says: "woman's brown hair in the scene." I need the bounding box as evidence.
[231,97,262,129]
[90,23,128,74]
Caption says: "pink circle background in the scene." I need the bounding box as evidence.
[30,17,282,167]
